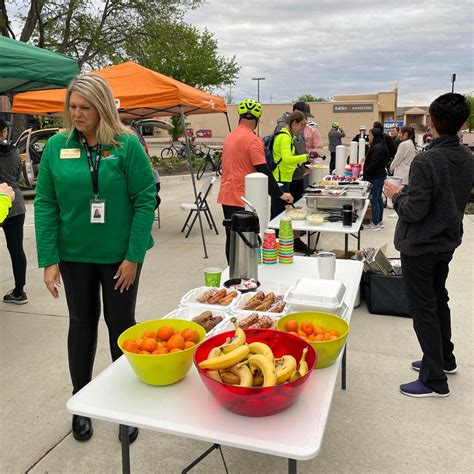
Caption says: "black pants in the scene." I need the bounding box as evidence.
[401,252,455,393]
[59,261,142,394]
[271,182,290,220]
[2,213,27,293]
[222,205,244,264]
[330,151,336,174]
[289,178,304,203]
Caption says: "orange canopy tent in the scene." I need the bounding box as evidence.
[13,61,230,259]
[12,61,227,118]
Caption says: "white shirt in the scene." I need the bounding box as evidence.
[390,139,416,185]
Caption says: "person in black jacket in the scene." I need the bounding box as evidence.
[384,93,473,398]
[0,118,28,304]
[363,128,388,229]
[373,121,396,163]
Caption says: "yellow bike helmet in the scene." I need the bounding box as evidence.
[238,99,263,119]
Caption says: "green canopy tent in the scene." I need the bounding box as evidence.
[0,36,80,93]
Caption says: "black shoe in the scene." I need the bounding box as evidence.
[3,289,28,305]
[72,415,93,441]
[294,238,309,254]
[118,425,139,444]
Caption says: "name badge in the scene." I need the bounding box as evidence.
[90,200,106,224]
[60,148,81,159]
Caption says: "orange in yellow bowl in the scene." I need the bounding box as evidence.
[117,319,206,385]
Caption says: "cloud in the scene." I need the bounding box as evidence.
[186,0,473,105]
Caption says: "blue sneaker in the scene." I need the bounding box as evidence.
[400,380,450,398]
[411,360,458,374]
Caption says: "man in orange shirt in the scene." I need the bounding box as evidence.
[217,99,293,261]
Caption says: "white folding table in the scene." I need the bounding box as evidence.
[67,258,363,473]
[267,198,370,255]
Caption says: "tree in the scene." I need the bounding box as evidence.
[295,94,328,103]
[1,0,204,68]
[167,115,185,141]
[466,92,474,132]
[123,22,239,91]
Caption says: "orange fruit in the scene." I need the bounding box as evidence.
[314,326,324,335]
[167,333,185,350]
[151,349,161,355]
[122,339,139,353]
[300,321,314,336]
[138,350,151,355]
[329,335,338,340]
[314,334,324,341]
[182,329,200,342]
[142,330,156,339]
[157,347,169,354]
[169,348,182,353]
[140,337,158,352]
[330,329,340,337]
[323,332,332,341]
[157,326,175,341]
[184,341,195,349]
[284,320,299,332]
[156,341,167,349]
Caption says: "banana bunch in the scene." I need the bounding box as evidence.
[199,320,310,388]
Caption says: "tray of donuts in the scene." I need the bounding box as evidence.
[233,288,289,317]
[180,286,242,311]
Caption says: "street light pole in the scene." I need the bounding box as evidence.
[451,73,456,93]
[252,77,265,135]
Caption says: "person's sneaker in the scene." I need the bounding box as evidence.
[378,222,385,229]
[389,213,398,218]
[3,290,28,305]
[411,360,458,374]
[364,222,381,231]
[400,379,449,398]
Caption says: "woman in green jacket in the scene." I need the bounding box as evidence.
[270,110,308,219]
[34,74,156,444]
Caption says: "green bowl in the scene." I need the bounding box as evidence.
[117,319,206,386]
[277,312,349,368]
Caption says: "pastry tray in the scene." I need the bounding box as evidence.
[180,286,242,310]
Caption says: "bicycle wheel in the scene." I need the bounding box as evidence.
[216,156,222,176]
[161,147,174,159]
[196,156,208,180]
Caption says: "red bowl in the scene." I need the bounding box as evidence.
[193,328,316,417]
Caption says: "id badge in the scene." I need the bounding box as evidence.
[90,200,106,224]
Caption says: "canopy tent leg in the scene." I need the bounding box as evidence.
[224,112,232,132]
[180,105,208,259]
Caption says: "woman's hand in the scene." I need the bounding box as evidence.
[44,264,61,299]
[114,260,138,293]
[280,192,294,204]
[384,180,404,199]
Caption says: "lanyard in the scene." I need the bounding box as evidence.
[80,134,102,197]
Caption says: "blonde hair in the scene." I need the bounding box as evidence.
[63,74,128,146]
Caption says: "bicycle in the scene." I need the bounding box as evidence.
[160,141,189,159]
[196,145,222,180]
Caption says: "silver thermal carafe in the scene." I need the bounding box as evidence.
[227,209,261,280]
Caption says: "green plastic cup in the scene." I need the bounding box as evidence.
[279,216,293,239]
[204,267,222,287]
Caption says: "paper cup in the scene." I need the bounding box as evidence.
[386,176,403,187]
[318,252,336,279]
[204,267,222,287]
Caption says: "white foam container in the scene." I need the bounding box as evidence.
[233,290,289,317]
[180,286,242,311]
[284,278,348,318]
[162,306,231,338]
[215,310,280,333]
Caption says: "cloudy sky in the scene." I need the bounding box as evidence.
[185,0,473,106]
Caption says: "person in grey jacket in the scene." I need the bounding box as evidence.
[328,122,345,173]
[384,93,473,398]
[0,118,28,304]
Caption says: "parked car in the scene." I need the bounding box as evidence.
[15,119,171,190]
[196,129,213,138]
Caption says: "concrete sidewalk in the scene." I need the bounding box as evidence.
[1,173,473,474]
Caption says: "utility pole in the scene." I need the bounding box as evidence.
[252,77,265,136]
[451,73,456,93]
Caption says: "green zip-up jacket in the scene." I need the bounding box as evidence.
[34,131,156,267]
[272,127,307,183]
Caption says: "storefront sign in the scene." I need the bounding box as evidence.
[384,121,404,130]
[333,103,374,113]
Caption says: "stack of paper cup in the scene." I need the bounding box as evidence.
[256,246,262,264]
[262,229,278,264]
[278,216,294,264]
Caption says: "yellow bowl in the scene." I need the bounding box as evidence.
[117,319,206,386]
[277,312,349,368]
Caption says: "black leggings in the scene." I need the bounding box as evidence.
[2,213,27,293]
[59,261,142,394]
